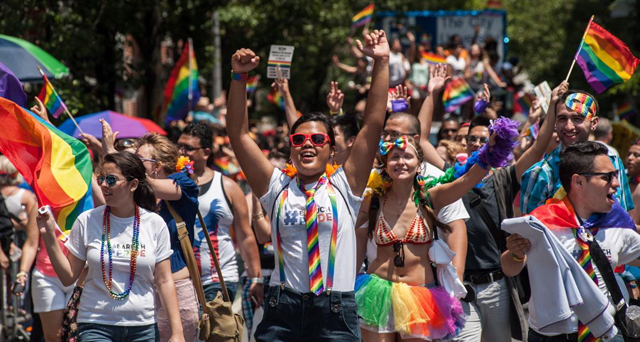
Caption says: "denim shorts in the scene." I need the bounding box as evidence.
[77,323,158,342]
[254,286,360,342]
[203,281,238,302]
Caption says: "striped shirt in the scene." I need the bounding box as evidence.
[520,144,634,214]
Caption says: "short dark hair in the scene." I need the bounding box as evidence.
[330,112,360,140]
[468,114,492,134]
[385,112,421,137]
[102,152,157,213]
[290,112,335,147]
[560,89,600,117]
[181,123,213,151]
[559,141,609,193]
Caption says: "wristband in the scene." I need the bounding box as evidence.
[16,271,28,278]
[511,253,525,262]
[231,70,248,82]
[250,277,264,284]
[329,108,343,116]
[391,99,409,113]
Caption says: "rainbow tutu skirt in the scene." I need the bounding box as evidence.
[355,274,465,340]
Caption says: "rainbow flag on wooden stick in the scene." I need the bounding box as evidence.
[443,76,474,113]
[352,4,374,29]
[0,97,92,236]
[163,39,201,124]
[575,19,640,94]
[37,72,67,119]
[421,52,446,64]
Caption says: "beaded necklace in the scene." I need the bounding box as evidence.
[101,205,140,300]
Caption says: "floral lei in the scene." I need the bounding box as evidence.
[281,163,340,178]
[176,156,195,175]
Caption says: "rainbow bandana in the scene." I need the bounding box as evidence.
[565,93,597,120]
[379,135,418,156]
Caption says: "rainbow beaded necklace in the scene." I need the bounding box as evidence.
[101,205,140,300]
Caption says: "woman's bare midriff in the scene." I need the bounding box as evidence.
[172,266,191,281]
[368,242,434,286]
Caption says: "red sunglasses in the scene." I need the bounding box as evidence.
[289,133,331,147]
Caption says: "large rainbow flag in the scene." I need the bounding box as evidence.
[163,40,201,124]
[443,76,474,113]
[37,73,67,119]
[352,4,374,29]
[267,87,286,112]
[576,20,640,94]
[0,97,92,236]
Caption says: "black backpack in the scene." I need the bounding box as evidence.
[0,192,14,253]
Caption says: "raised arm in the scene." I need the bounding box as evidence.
[343,30,390,197]
[429,164,489,210]
[274,78,299,129]
[227,49,275,198]
[326,81,345,115]
[418,64,450,170]
[38,211,86,286]
[514,82,567,181]
[332,55,358,74]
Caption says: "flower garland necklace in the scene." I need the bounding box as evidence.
[101,205,140,300]
[281,162,339,178]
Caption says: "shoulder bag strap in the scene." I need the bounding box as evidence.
[163,201,208,307]
[589,238,628,315]
[468,190,507,252]
[196,209,231,302]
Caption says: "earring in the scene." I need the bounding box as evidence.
[153,170,158,179]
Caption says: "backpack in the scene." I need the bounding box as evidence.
[0,192,15,253]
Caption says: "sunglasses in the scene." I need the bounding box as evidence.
[114,138,137,151]
[98,175,127,187]
[289,133,331,147]
[382,130,418,140]
[177,144,203,153]
[468,135,489,145]
[393,241,405,268]
[579,171,618,184]
[442,128,458,134]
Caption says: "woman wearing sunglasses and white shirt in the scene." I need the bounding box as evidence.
[38,152,185,342]
[226,31,389,342]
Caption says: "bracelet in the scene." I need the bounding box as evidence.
[511,253,525,263]
[16,271,28,278]
[231,70,248,82]
[329,108,343,115]
[250,277,264,284]
[252,212,264,220]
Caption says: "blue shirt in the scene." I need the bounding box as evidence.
[520,144,634,214]
[158,171,199,273]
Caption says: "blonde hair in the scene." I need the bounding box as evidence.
[136,133,179,176]
[0,155,24,185]
[437,140,465,164]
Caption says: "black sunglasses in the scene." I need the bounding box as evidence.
[98,175,125,187]
[468,135,489,144]
[177,144,203,153]
[578,171,618,184]
[393,241,405,268]
[442,128,458,134]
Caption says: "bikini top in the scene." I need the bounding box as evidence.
[374,198,432,246]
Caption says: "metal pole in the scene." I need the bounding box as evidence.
[212,10,222,99]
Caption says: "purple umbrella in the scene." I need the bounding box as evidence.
[58,110,167,139]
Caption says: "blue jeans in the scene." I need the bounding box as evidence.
[203,281,238,302]
[254,286,360,342]
[77,323,157,342]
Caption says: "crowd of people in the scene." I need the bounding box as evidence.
[1,26,639,342]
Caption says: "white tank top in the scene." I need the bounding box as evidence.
[3,188,25,217]
[194,171,238,284]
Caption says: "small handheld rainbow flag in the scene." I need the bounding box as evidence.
[37,71,67,119]
[574,18,640,94]
[514,91,535,116]
[0,97,93,236]
[351,4,374,30]
[617,102,637,120]
[421,52,446,65]
[443,76,474,113]
[268,87,286,112]
[246,76,259,94]
[163,39,201,124]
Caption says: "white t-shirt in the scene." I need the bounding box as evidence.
[260,167,362,292]
[552,227,640,301]
[66,206,172,326]
[446,55,467,75]
[389,52,409,87]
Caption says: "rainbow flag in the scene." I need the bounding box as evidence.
[617,102,637,120]
[443,76,474,113]
[576,20,640,94]
[246,76,259,94]
[421,52,447,64]
[514,91,535,116]
[0,97,92,236]
[163,40,201,124]
[351,4,374,29]
[37,74,67,119]
[268,88,286,112]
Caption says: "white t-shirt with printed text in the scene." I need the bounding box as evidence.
[260,167,362,293]
[66,206,173,326]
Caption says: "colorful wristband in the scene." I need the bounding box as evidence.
[231,71,248,82]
